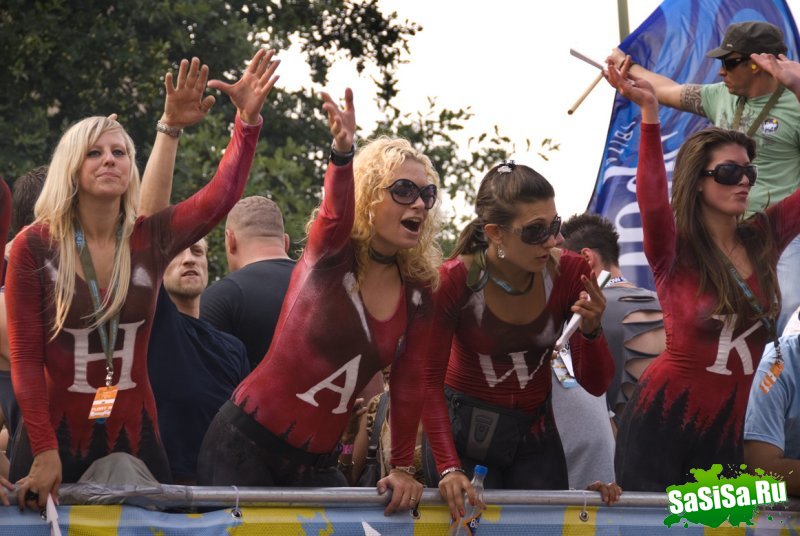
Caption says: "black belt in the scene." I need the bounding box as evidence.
[220,401,342,469]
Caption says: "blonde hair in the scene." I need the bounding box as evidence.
[307,137,442,289]
[352,137,442,289]
[34,116,140,339]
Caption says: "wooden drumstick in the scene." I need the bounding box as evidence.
[568,72,604,115]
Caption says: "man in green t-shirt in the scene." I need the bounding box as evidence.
[609,21,800,334]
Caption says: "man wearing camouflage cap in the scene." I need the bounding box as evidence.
[609,21,800,335]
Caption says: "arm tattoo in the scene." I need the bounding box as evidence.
[680,84,706,117]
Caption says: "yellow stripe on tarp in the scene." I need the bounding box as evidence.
[67,504,123,535]
[408,504,502,535]
[562,505,596,536]
[703,523,745,536]
[227,507,333,535]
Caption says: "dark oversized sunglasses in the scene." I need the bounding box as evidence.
[701,163,758,186]
[507,215,562,245]
[721,55,750,71]
[385,179,437,210]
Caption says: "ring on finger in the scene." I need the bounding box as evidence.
[410,497,417,503]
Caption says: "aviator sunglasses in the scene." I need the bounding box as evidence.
[701,163,758,186]
[384,179,437,210]
[506,215,562,245]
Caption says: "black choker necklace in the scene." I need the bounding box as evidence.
[489,271,535,296]
[369,247,397,265]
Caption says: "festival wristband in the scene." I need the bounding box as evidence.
[341,443,354,456]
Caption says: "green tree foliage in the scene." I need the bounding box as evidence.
[1,0,420,279]
[1,1,555,279]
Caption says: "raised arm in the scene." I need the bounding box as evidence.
[160,49,280,258]
[751,53,800,101]
[139,57,216,216]
[606,58,676,274]
[608,49,704,115]
[303,89,358,263]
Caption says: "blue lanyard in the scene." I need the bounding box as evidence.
[75,225,122,386]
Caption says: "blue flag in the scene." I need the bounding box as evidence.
[588,0,800,289]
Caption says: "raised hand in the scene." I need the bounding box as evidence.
[605,56,659,123]
[321,88,356,153]
[751,53,800,98]
[570,273,607,338]
[607,47,627,68]
[161,57,216,129]
[208,49,281,125]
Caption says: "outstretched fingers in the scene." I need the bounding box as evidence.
[247,48,268,76]
[321,91,341,130]
[321,88,356,152]
[258,56,281,97]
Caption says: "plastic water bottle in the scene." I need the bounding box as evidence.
[447,465,488,535]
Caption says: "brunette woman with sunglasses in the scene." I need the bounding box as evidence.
[198,90,440,515]
[422,161,617,514]
[605,57,800,491]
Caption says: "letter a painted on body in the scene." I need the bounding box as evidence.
[296,354,362,414]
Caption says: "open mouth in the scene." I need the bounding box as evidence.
[401,219,421,233]
[183,270,199,277]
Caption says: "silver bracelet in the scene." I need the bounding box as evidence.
[156,120,183,138]
[439,466,466,480]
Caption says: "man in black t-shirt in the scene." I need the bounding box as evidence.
[200,196,294,368]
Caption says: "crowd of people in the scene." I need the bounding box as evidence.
[0,19,798,520]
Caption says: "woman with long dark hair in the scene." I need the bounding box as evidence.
[606,56,800,490]
[423,161,617,515]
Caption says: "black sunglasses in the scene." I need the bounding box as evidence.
[701,163,758,186]
[721,55,750,71]
[507,215,562,245]
[385,179,437,210]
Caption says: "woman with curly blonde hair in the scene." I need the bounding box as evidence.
[199,89,439,515]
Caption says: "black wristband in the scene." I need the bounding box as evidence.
[330,144,355,166]
[581,325,604,340]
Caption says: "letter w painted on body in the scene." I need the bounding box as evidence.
[296,354,361,414]
[478,349,549,388]
[65,320,144,393]
[705,315,761,375]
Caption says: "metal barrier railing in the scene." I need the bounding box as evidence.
[36,484,800,511]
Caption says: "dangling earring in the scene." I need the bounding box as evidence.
[498,246,506,259]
